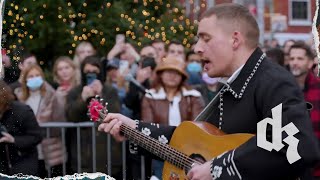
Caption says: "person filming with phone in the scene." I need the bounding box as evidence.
[107,34,140,77]
[65,55,123,178]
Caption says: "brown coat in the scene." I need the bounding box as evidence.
[141,87,205,125]
[51,86,71,122]
[16,82,55,123]
[16,82,65,166]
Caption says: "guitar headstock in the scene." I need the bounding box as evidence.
[87,95,108,122]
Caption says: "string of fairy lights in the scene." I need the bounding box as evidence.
[3,0,206,61]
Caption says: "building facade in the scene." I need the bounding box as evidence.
[179,0,316,45]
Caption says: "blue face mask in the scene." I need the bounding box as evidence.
[27,76,44,91]
[85,72,97,85]
[187,62,202,73]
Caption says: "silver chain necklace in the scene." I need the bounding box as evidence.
[218,53,266,129]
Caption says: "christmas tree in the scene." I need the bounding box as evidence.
[2,0,197,68]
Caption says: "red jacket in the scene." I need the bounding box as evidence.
[303,72,320,176]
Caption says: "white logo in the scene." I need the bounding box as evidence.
[141,127,151,136]
[212,166,223,179]
[257,103,301,164]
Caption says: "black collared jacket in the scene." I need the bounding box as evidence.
[131,48,320,180]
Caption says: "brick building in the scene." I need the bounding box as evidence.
[179,0,316,45]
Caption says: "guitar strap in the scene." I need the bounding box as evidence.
[194,82,229,122]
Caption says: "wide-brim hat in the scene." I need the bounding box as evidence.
[155,57,188,79]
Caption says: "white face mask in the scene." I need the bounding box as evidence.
[26,76,44,91]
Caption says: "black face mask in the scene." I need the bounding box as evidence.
[85,72,98,85]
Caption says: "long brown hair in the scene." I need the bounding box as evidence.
[20,65,46,101]
[152,70,187,93]
[53,56,78,86]
[0,80,15,112]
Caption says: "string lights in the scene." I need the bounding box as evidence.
[3,0,198,60]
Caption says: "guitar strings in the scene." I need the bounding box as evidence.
[95,106,194,168]
[121,124,196,169]
[96,108,202,170]
[121,124,200,170]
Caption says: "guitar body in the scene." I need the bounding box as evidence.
[86,98,254,179]
[162,121,254,180]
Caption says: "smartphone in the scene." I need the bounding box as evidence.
[119,60,129,75]
[116,34,125,44]
[86,73,97,85]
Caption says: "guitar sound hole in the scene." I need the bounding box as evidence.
[184,153,206,174]
[189,153,206,163]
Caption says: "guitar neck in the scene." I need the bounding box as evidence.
[120,123,193,170]
[96,108,194,170]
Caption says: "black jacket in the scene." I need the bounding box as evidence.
[133,48,320,179]
[0,101,42,176]
[124,80,151,120]
[65,84,122,176]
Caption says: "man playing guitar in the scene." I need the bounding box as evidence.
[98,3,320,180]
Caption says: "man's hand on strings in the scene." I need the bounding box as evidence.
[98,113,137,142]
[187,161,212,180]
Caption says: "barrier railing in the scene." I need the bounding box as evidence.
[39,122,146,179]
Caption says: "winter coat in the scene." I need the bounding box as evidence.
[65,84,122,176]
[141,87,205,125]
[133,48,320,180]
[0,101,42,176]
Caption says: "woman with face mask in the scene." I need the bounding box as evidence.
[185,51,204,85]
[65,56,122,177]
[16,64,56,178]
[194,72,220,105]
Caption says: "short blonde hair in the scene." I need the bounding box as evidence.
[73,41,96,68]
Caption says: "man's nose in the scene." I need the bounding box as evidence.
[194,41,203,54]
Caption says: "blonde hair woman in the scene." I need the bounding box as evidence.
[53,56,78,91]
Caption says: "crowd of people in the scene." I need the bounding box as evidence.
[0,3,320,179]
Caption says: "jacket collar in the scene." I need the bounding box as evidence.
[145,87,201,100]
[228,47,265,94]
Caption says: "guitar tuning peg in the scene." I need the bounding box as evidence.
[95,95,100,99]
[100,98,104,103]
[105,102,108,106]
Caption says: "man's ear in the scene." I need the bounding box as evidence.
[232,31,242,49]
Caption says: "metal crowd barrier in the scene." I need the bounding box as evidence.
[39,122,146,179]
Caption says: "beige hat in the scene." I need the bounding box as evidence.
[155,57,188,78]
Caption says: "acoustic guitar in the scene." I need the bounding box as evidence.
[88,97,254,179]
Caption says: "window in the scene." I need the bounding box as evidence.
[289,0,311,26]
